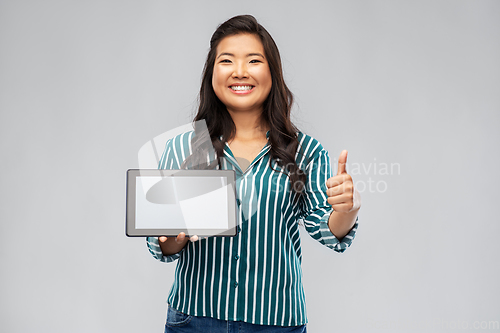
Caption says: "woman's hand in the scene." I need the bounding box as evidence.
[326,150,360,213]
[158,232,201,256]
[325,150,361,239]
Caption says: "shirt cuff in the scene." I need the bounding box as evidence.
[318,213,359,253]
[146,237,183,263]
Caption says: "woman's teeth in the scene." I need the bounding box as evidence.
[231,86,253,91]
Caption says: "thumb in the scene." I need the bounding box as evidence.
[337,150,348,175]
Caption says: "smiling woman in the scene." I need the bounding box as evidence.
[212,33,272,116]
[181,14,308,200]
[211,33,273,170]
[145,14,360,333]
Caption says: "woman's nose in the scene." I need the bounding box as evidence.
[232,63,248,78]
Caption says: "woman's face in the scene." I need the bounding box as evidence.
[212,33,272,115]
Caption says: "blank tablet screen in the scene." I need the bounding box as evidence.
[126,169,237,237]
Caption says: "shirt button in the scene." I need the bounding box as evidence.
[236,199,241,206]
[234,255,239,260]
[234,282,238,288]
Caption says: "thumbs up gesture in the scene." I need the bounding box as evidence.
[326,150,360,213]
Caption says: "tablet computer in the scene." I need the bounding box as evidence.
[126,169,238,237]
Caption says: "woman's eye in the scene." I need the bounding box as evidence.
[249,59,262,63]
[220,59,231,63]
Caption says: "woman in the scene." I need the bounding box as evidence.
[147,14,360,332]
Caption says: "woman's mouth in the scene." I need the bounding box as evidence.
[229,85,255,94]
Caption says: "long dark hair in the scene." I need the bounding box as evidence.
[181,15,306,203]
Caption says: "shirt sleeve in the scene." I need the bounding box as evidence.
[145,138,187,263]
[299,147,359,253]
[146,237,183,263]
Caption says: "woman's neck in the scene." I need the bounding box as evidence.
[227,109,269,140]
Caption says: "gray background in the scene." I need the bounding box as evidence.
[1,0,499,332]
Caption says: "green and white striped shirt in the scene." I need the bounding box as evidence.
[146,130,358,326]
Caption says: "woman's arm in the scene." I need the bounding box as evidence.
[326,150,361,240]
[328,208,359,240]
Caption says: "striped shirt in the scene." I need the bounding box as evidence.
[146,130,358,326]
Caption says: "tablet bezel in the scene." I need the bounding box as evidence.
[126,169,238,237]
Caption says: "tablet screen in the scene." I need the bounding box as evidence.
[126,169,237,237]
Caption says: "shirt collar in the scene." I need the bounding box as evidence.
[219,130,271,141]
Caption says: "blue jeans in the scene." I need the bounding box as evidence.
[164,306,307,333]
